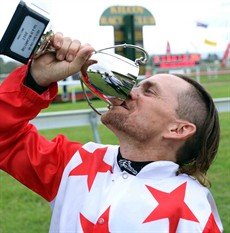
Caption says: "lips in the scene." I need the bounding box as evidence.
[120,101,129,110]
[107,100,129,110]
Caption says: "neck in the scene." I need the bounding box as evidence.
[118,137,177,162]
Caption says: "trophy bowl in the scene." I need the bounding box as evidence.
[80,44,149,114]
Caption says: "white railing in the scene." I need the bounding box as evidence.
[30,108,107,143]
[213,98,230,113]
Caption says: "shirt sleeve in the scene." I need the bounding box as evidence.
[0,64,83,201]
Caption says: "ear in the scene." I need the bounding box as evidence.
[164,121,196,140]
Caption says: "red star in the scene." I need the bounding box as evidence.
[80,213,94,233]
[143,182,199,233]
[69,147,112,191]
[203,213,221,233]
[80,206,111,233]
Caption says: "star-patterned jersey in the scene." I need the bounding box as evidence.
[0,65,223,233]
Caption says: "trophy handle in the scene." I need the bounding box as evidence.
[95,44,149,66]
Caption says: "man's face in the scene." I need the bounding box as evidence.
[101,74,190,142]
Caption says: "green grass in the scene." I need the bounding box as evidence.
[193,73,230,98]
[0,73,229,232]
[41,99,106,113]
[199,74,230,84]
[203,83,230,98]
[208,112,230,232]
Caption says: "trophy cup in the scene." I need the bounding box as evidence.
[79,44,149,115]
[0,1,149,115]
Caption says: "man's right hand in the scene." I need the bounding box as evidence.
[30,32,95,87]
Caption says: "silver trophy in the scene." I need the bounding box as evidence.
[0,1,149,115]
[35,31,149,115]
[80,44,148,114]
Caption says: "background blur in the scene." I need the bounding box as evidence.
[0,0,229,60]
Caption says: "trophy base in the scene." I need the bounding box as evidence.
[0,1,49,64]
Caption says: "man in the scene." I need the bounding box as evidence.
[0,32,223,232]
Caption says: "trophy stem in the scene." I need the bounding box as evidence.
[33,30,56,59]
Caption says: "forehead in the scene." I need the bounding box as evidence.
[139,74,189,91]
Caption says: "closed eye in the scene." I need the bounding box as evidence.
[137,80,161,97]
[144,87,158,96]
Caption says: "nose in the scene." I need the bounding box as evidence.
[129,87,139,100]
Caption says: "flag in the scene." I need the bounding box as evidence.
[221,43,230,68]
[166,41,171,54]
[196,21,208,28]
[204,39,217,46]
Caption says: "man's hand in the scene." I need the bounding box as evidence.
[30,32,95,87]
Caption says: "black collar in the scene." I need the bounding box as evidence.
[117,148,153,175]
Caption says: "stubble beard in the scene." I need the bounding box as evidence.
[101,110,151,142]
[101,110,127,131]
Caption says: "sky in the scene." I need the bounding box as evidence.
[0,0,229,62]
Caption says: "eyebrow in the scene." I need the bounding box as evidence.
[137,80,160,91]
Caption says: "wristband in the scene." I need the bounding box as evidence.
[24,70,48,94]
